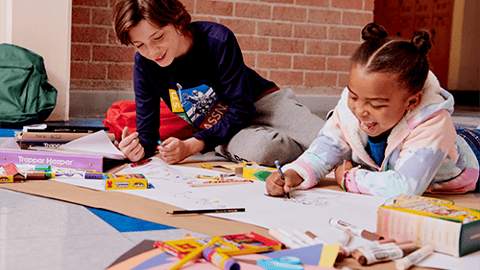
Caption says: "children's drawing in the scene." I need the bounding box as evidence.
[283,189,344,206]
[169,190,227,208]
[119,158,192,182]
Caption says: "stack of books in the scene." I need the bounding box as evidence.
[15,124,115,149]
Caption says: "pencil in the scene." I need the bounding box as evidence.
[167,208,246,215]
[188,179,254,187]
[195,174,224,180]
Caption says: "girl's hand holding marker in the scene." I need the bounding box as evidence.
[265,160,304,198]
[274,160,290,199]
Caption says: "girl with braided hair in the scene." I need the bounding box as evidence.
[267,23,479,197]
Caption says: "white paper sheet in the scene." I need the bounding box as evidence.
[30,131,126,159]
[51,157,480,270]
[0,138,21,149]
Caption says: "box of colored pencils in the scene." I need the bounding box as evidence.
[377,194,480,257]
[103,173,148,190]
[155,232,282,258]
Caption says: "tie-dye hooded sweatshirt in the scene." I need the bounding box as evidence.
[283,72,479,197]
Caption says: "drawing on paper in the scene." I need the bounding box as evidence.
[169,190,227,208]
[287,189,344,206]
[120,159,192,182]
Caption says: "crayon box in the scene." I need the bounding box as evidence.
[377,194,480,257]
[0,175,14,183]
[234,166,276,181]
[103,173,148,190]
[155,232,282,258]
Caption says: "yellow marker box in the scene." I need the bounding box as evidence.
[104,173,148,190]
[0,175,14,183]
[377,196,480,257]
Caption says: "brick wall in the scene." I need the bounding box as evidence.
[70,0,373,98]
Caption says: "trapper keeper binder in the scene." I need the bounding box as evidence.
[0,148,108,172]
[0,131,125,172]
[377,194,480,257]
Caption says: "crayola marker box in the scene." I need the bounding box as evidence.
[377,194,480,257]
[155,232,282,258]
[103,173,148,190]
[393,193,454,205]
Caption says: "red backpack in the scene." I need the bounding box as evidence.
[102,100,195,142]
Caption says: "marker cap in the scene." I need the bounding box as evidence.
[361,230,384,241]
[269,228,283,240]
[268,228,301,249]
[35,165,51,171]
[395,245,433,270]
[293,229,317,246]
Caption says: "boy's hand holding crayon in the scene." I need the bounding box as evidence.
[157,137,205,165]
[266,169,304,197]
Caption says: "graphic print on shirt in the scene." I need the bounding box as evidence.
[169,89,192,125]
[169,84,228,130]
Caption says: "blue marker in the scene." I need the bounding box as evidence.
[158,140,165,147]
[275,160,290,199]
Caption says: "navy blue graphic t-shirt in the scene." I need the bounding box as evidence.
[133,21,278,156]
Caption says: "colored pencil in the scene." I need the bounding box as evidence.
[188,179,254,187]
[167,208,246,215]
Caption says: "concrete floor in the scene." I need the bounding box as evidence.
[0,188,207,270]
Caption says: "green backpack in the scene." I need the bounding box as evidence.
[0,43,57,128]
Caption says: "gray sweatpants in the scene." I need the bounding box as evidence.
[216,88,325,167]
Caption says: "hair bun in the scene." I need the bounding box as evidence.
[411,29,432,54]
[361,23,388,41]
